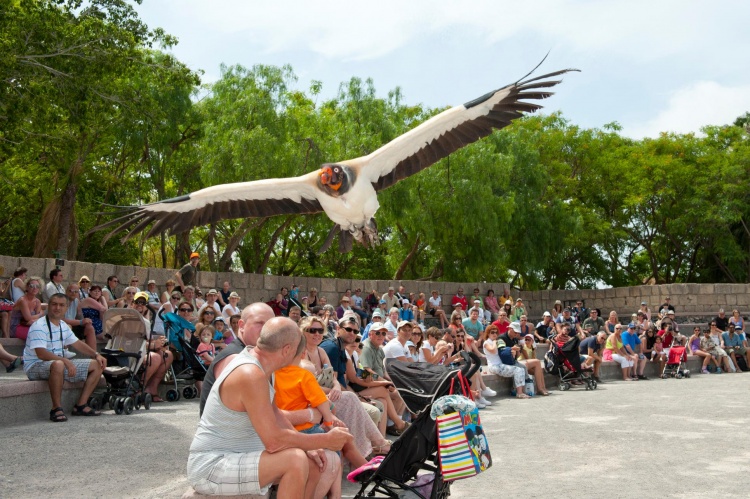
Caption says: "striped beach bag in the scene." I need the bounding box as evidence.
[436,408,492,481]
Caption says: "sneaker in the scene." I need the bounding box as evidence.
[475,400,486,409]
[716,368,722,374]
[637,375,649,380]
[701,368,709,374]
[478,397,492,406]
[481,387,497,397]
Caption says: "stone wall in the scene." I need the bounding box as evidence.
[1,254,747,318]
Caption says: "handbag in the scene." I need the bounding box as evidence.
[316,366,334,389]
[436,399,492,481]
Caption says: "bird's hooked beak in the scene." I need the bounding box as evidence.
[320,165,343,191]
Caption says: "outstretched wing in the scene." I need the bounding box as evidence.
[94,172,324,243]
[358,69,578,191]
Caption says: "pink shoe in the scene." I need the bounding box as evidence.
[347,456,385,483]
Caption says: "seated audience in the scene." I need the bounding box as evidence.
[482,325,529,399]
[428,290,447,328]
[43,268,65,303]
[418,327,450,364]
[77,275,91,300]
[0,343,22,373]
[161,279,177,304]
[580,331,606,381]
[603,324,635,381]
[700,327,730,373]
[63,284,96,351]
[484,289,500,321]
[499,322,549,396]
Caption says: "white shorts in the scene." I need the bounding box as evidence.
[611,353,634,368]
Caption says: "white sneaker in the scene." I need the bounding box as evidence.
[478,396,492,406]
[481,387,497,397]
[475,400,486,409]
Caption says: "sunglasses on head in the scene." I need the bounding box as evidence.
[306,327,324,334]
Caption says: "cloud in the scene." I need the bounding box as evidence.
[623,81,750,138]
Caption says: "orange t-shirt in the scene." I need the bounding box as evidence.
[274,365,329,431]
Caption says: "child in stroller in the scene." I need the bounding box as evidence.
[545,323,597,391]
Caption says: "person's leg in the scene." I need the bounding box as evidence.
[309,450,341,499]
[1,311,9,338]
[0,343,18,366]
[593,358,601,378]
[638,357,647,376]
[76,359,103,407]
[145,351,173,397]
[48,360,66,409]
[83,324,97,352]
[360,386,405,432]
[525,359,547,393]
[259,448,309,498]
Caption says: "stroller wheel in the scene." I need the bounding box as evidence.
[684,371,691,378]
[109,396,117,411]
[124,397,135,415]
[183,386,195,400]
[676,373,683,379]
[88,396,101,412]
[560,382,570,391]
[143,393,153,410]
[591,380,598,389]
[166,389,180,402]
[191,386,200,398]
[114,397,125,415]
[661,374,668,379]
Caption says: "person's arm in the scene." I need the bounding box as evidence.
[19,299,44,324]
[483,340,497,355]
[421,345,447,364]
[225,364,351,453]
[279,407,323,427]
[70,340,106,370]
[174,269,185,289]
[588,347,602,362]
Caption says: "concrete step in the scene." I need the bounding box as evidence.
[1,337,109,357]
[481,356,708,396]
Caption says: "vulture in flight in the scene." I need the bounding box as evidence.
[96,67,578,252]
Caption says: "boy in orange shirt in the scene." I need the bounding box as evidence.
[274,343,372,471]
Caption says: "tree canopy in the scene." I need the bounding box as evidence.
[2,0,750,289]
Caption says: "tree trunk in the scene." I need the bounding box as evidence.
[207,223,216,272]
[256,218,293,274]
[175,231,191,269]
[393,235,420,280]
[57,182,78,259]
[218,218,267,272]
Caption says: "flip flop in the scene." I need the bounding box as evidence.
[516,393,531,399]
[151,396,164,403]
[49,407,68,422]
[6,356,22,373]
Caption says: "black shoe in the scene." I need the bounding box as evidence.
[637,375,649,380]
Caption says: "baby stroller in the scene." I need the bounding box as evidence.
[352,352,481,499]
[661,346,691,379]
[544,336,597,391]
[91,309,152,415]
[159,309,203,401]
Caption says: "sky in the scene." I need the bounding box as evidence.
[134,0,750,139]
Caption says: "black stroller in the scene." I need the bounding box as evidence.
[353,352,480,499]
[544,335,597,391]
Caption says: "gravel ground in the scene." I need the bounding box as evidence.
[1,373,749,498]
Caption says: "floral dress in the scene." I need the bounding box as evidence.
[82,307,103,335]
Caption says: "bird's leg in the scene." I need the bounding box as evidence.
[364,218,379,247]
[350,226,366,246]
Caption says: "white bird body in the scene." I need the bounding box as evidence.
[95,68,577,252]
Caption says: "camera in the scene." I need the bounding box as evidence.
[55,258,65,267]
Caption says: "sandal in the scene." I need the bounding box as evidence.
[151,396,164,403]
[539,390,550,396]
[49,407,68,422]
[370,442,391,456]
[516,393,531,399]
[72,403,101,417]
[6,356,22,373]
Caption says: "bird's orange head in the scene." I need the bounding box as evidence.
[319,164,343,191]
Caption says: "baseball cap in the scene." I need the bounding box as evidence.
[667,310,675,315]
[371,309,384,318]
[147,279,156,285]
[190,252,199,259]
[133,291,149,303]
[397,320,412,330]
[369,322,387,331]
[379,299,387,304]
[641,301,647,305]
[338,315,359,327]
[402,299,410,305]
[453,302,462,307]
[405,341,415,348]
[628,322,637,329]
[207,289,218,295]
[504,300,512,305]
[229,291,240,299]
[543,311,551,317]
[473,299,481,304]
[510,322,522,333]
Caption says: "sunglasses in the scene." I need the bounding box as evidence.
[135,300,147,305]
[525,338,533,341]
[204,311,215,315]
[306,327,324,334]
[171,296,180,300]
[80,280,90,283]
[372,331,386,337]
[28,284,41,289]
[178,308,192,312]
[126,292,135,295]
[343,326,360,334]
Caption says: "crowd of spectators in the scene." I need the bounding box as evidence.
[4,263,750,496]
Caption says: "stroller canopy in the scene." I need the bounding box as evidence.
[385,359,462,415]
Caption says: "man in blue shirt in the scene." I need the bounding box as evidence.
[721,324,748,372]
[621,323,648,380]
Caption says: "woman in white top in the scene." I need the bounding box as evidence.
[418,327,451,363]
[222,292,241,322]
[428,290,447,328]
[10,267,27,302]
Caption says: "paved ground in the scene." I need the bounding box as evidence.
[1,373,749,498]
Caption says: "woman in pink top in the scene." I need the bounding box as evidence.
[484,290,500,321]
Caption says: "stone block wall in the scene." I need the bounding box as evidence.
[3,255,748,319]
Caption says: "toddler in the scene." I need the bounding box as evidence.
[195,326,216,394]
[651,335,665,361]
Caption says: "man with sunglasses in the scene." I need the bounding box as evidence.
[102,275,121,307]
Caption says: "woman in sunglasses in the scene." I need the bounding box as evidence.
[299,316,392,456]
[153,291,182,335]
[10,276,45,341]
[118,286,138,308]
